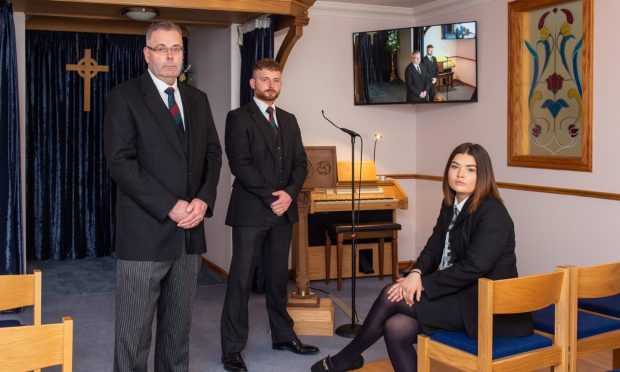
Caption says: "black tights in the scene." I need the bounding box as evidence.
[332,285,422,372]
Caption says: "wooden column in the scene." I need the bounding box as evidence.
[288,191,319,306]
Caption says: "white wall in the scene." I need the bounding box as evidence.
[187,26,233,270]
[275,4,418,261]
[414,0,620,275]
[454,40,476,85]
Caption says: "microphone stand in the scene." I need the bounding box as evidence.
[322,111,362,338]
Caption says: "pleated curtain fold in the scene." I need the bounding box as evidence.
[0,0,24,274]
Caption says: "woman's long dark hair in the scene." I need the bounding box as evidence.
[441,143,501,213]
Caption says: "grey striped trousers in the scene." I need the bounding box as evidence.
[114,254,201,372]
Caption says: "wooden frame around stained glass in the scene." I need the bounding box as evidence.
[508,0,593,171]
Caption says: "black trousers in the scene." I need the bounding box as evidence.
[220,219,295,352]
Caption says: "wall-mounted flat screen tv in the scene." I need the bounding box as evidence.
[353,21,477,105]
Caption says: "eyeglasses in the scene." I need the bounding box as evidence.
[146,45,184,55]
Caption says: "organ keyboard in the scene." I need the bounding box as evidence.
[309,180,408,213]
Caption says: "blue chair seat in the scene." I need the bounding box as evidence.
[0,319,21,327]
[533,305,620,339]
[430,331,553,359]
[579,294,620,318]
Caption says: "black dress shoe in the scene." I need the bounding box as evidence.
[221,352,248,372]
[272,336,319,355]
[310,355,364,372]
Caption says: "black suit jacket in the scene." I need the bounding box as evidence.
[104,72,222,260]
[405,63,429,102]
[225,100,307,226]
[421,55,438,80]
[414,197,533,338]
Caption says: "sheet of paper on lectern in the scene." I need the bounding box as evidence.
[337,161,377,183]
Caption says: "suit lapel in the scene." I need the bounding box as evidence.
[140,73,186,161]
[179,83,197,167]
[452,197,473,229]
[278,110,293,157]
[249,100,276,158]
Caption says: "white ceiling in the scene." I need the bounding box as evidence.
[317,0,436,8]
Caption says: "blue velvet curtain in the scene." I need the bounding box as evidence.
[25,31,147,260]
[0,0,24,274]
[238,17,274,292]
[239,17,274,106]
[354,33,372,104]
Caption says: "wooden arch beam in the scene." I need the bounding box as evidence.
[273,0,314,69]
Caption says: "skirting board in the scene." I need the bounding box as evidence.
[203,255,416,282]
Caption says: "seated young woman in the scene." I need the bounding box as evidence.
[311,142,533,372]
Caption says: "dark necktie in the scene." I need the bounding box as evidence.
[164,87,184,133]
[415,65,421,74]
[265,106,278,136]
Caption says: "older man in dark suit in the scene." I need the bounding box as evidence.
[104,21,221,371]
[405,50,430,103]
[220,59,318,372]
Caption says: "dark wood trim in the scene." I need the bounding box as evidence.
[26,16,192,35]
[453,79,476,89]
[381,174,620,201]
[454,56,476,62]
[288,261,416,281]
[202,256,228,281]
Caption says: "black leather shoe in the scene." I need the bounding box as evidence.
[311,355,364,372]
[221,352,248,372]
[272,336,319,355]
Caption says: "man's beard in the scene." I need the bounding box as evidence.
[255,89,279,101]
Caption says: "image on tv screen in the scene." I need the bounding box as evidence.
[353,21,477,105]
[442,22,476,40]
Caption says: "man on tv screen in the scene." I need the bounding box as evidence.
[421,44,439,102]
[405,51,429,103]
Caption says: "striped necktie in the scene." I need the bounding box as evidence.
[439,204,460,270]
[265,106,279,136]
[164,87,184,132]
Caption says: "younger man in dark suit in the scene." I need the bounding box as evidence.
[104,21,222,371]
[220,59,318,372]
[421,44,439,102]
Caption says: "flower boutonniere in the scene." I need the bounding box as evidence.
[179,64,193,83]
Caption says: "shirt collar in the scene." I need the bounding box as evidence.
[253,96,276,114]
[148,69,179,93]
[453,196,469,213]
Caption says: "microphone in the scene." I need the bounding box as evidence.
[322,110,360,137]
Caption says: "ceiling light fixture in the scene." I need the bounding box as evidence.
[123,7,159,21]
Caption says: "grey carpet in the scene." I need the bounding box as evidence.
[27,256,224,298]
[367,79,475,104]
[2,259,393,371]
[368,80,407,103]
[436,81,475,101]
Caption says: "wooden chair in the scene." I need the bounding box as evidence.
[535,262,620,371]
[324,222,401,290]
[569,262,620,371]
[0,316,73,371]
[0,270,42,327]
[418,269,569,372]
[578,291,620,369]
[573,262,620,371]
